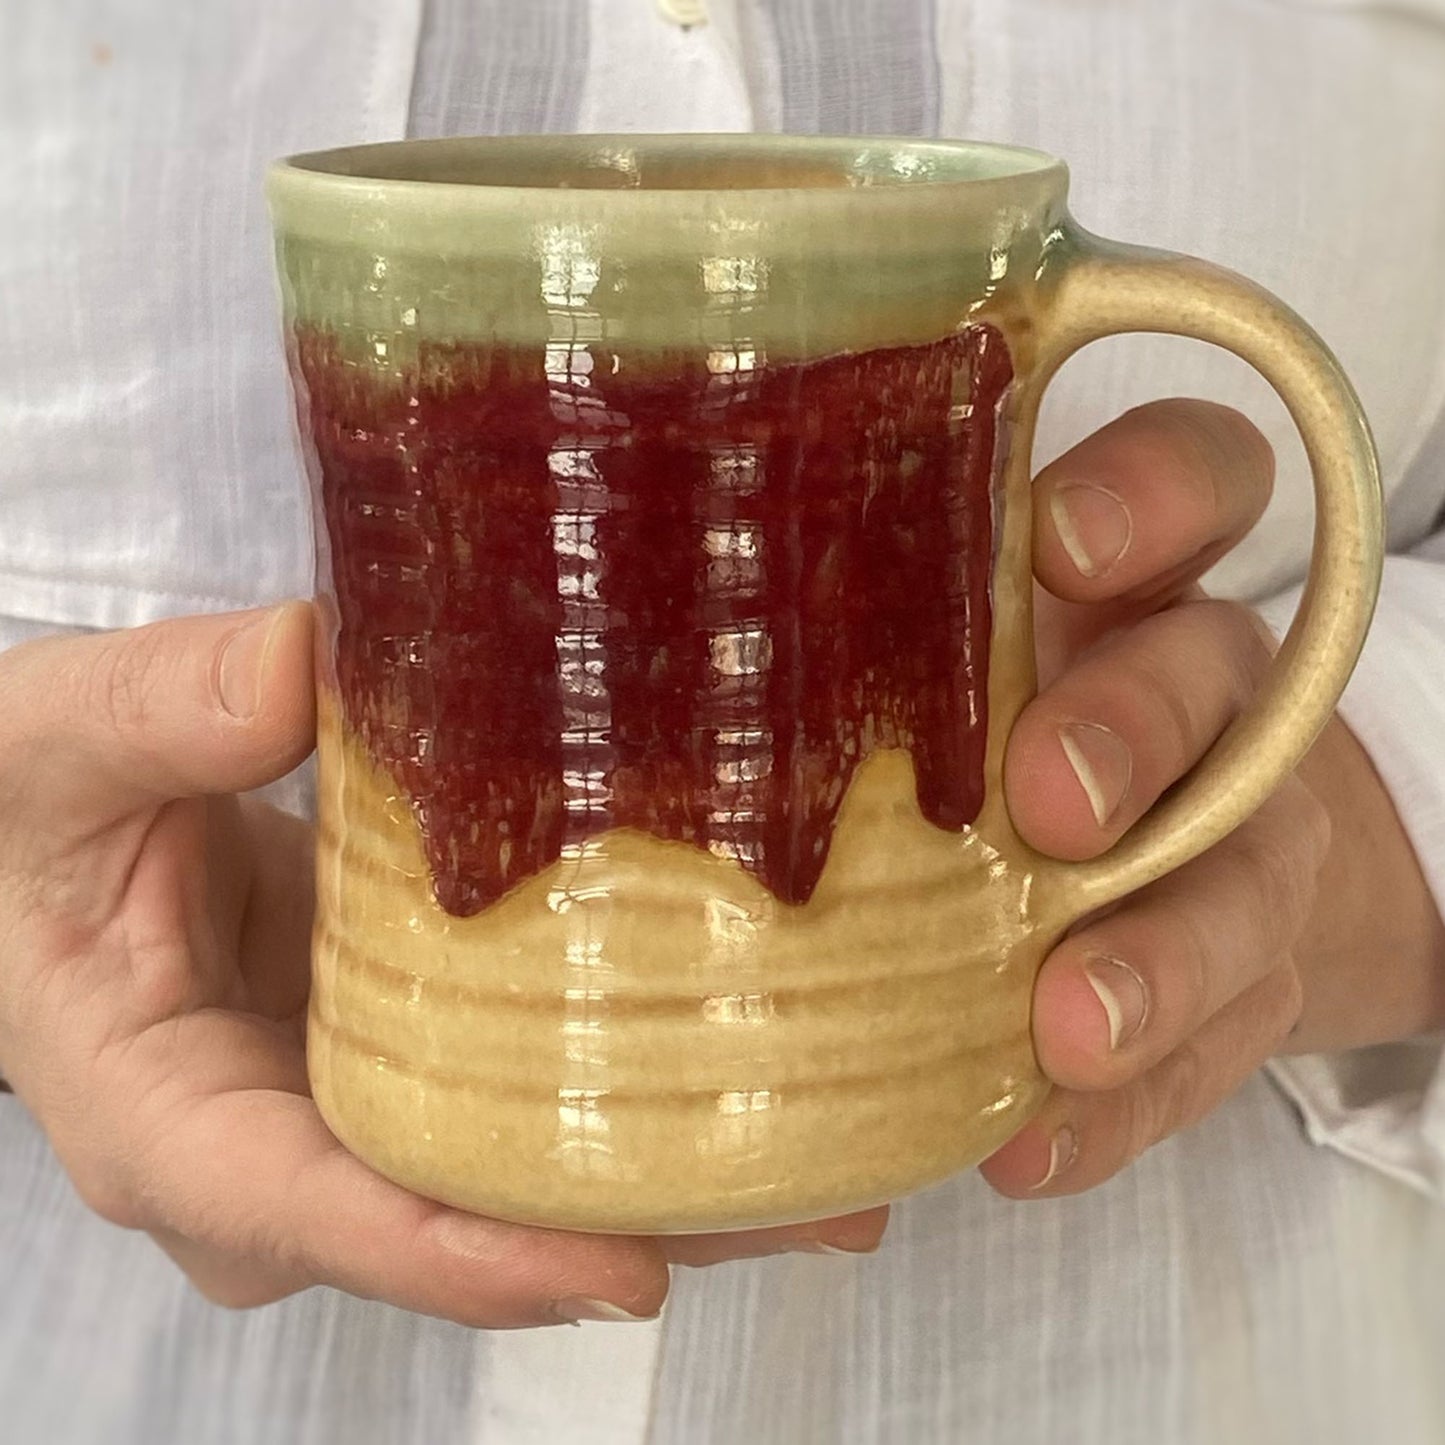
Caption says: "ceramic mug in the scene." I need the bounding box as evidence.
[267,135,1381,1234]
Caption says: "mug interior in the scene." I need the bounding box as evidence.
[280,133,1062,194]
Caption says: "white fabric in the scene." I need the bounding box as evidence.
[578,0,757,132]
[945,0,1445,596]
[0,0,420,627]
[4,1,1445,1442]
[471,1313,667,1445]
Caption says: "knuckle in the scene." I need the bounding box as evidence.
[45,1101,149,1231]
[1116,645,1199,770]
[69,1160,146,1231]
[1229,821,1314,936]
[1148,1041,1207,1146]
[1120,1073,1169,1166]
[1164,905,1216,1026]
[251,1218,312,1287]
[1153,399,1276,510]
[52,1080,180,1237]
[0,646,58,801]
[1214,594,1273,652]
[1093,631,1193,757]
[1151,670,1202,774]
[1194,599,1273,696]
[1255,773,1332,885]
[89,625,171,743]
[181,1272,251,1310]
[179,1267,288,1312]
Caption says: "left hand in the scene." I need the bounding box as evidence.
[0,607,885,1329]
[982,399,1445,1197]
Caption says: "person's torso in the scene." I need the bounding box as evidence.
[4,8,1445,1445]
[2,0,1444,634]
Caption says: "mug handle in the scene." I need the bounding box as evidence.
[1028,225,1384,918]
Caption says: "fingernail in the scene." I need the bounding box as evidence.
[1050,483,1133,578]
[1030,1125,1078,1190]
[799,1240,880,1257]
[551,1297,659,1325]
[1084,955,1149,1051]
[1058,722,1132,827]
[218,607,286,720]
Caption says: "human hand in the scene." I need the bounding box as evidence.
[0,605,885,1326]
[981,399,1445,1196]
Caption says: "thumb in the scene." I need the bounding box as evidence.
[0,603,315,840]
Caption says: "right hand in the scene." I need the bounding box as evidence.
[0,603,886,1327]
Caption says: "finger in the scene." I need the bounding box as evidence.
[122,1026,877,1321]
[660,1205,890,1267]
[1034,398,1273,608]
[152,1111,885,1309]
[981,963,1303,1198]
[149,1225,311,1311]
[82,1005,871,1327]
[137,1086,670,1328]
[1030,775,1331,1092]
[153,1209,894,1314]
[0,603,315,850]
[1006,598,1272,859]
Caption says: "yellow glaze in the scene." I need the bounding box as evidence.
[311,696,1049,1232]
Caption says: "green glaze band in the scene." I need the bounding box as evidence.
[267,134,1068,361]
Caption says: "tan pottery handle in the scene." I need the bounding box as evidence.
[1030,226,1383,917]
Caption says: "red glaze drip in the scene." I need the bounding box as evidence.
[294,324,1012,915]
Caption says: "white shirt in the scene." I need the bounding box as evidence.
[2,2,1444,1442]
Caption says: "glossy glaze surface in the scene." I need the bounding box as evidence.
[273,135,1057,1232]
[309,692,1047,1232]
[297,324,1012,915]
[271,134,1380,1233]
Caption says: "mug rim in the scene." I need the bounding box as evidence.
[270,133,1067,200]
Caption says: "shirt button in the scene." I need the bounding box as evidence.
[656,0,709,27]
